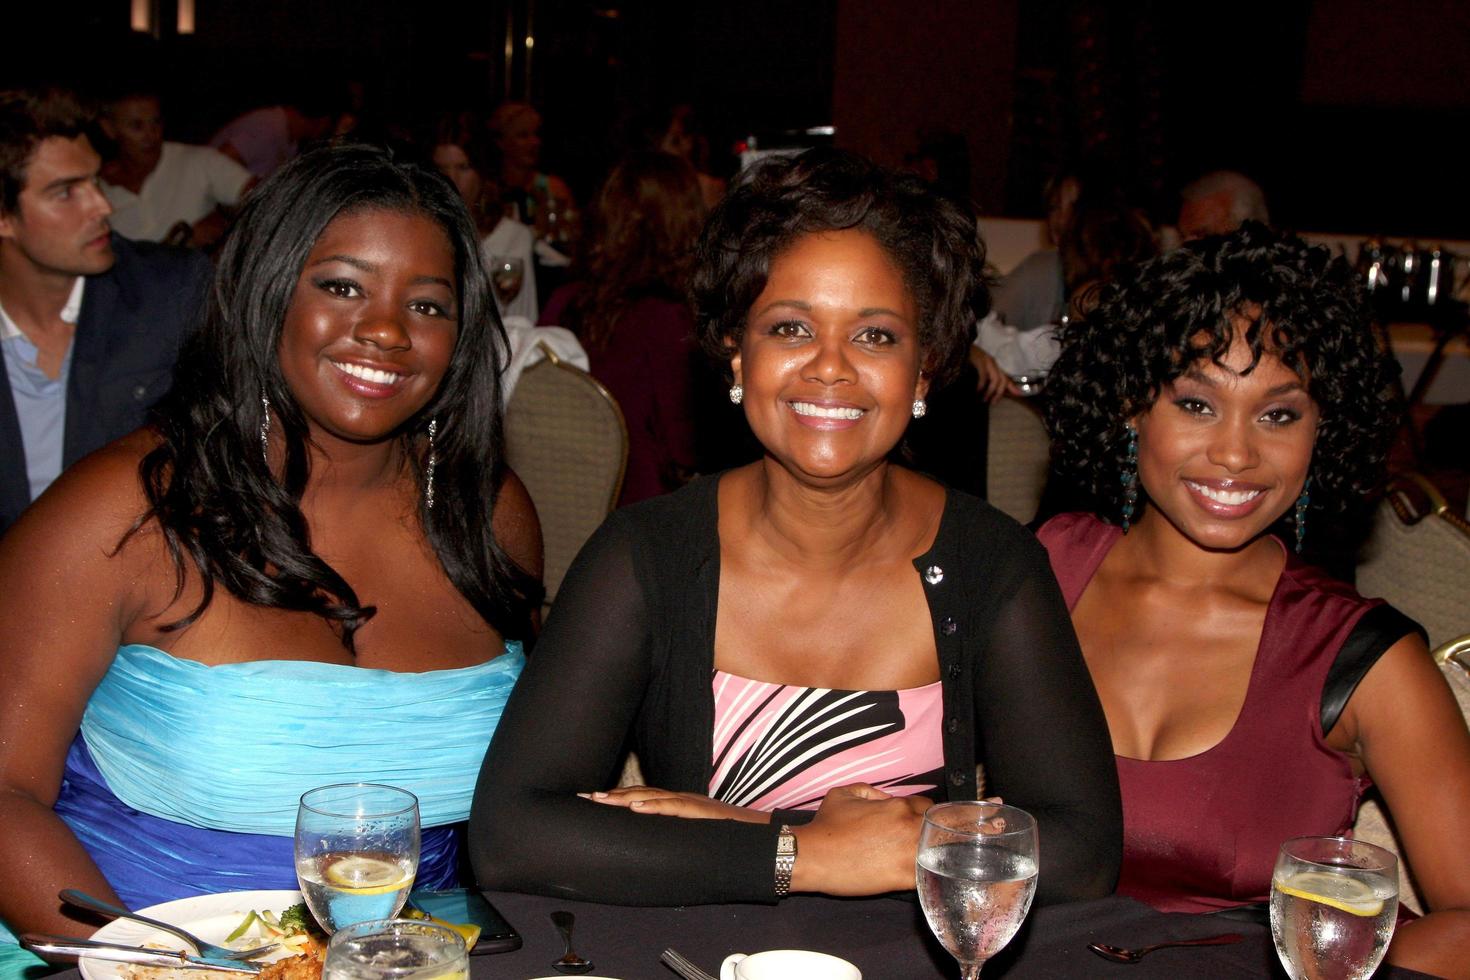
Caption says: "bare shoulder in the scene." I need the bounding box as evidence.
[2,431,161,565]
[0,431,167,678]
[493,467,544,579]
[1349,632,1460,734]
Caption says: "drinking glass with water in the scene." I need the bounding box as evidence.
[295,783,421,932]
[323,918,467,980]
[1270,836,1398,980]
[916,801,1039,979]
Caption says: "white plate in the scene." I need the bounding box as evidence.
[81,889,304,980]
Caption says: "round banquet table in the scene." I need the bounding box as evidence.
[46,891,1440,979]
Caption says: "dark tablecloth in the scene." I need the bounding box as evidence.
[466,890,1436,979]
[47,891,1439,979]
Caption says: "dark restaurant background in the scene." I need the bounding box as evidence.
[8,0,1470,239]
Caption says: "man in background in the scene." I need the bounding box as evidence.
[1176,169,1270,241]
[99,85,254,248]
[0,87,209,535]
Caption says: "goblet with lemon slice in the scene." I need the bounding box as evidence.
[296,783,421,932]
[1270,836,1398,980]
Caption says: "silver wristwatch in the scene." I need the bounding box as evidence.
[774,824,797,898]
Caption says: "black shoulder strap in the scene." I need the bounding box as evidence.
[1320,604,1427,736]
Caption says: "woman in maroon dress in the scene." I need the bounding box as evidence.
[539,151,706,505]
[1039,223,1470,977]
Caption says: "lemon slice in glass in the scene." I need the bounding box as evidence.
[1275,870,1385,917]
[324,855,410,895]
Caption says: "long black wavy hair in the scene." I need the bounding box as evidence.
[129,142,540,650]
[691,148,988,388]
[1045,222,1401,539]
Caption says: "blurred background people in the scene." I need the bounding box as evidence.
[1175,169,1270,242]
[539,150,703,506]
[490,101,574,234]
[99,85,254,248]
[431,113,538,323]
[979,166,1156,381]
[210,97,337,180]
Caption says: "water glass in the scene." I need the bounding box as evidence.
[296,783,421,932]
[916,801,1039,979]
[1270,836,1398,980]
[489,256,525,307]
[323,919,467,980]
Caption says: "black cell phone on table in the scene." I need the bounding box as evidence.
[409,888,522,954]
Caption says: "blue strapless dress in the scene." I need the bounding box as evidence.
[0,642,523,967]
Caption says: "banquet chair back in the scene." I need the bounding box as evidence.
[986,396,1051,524]
[1356,474,1470,649]
[505,343,628,608]
[1352,632,1470,916]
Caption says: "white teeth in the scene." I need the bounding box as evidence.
[1186,481,1262,505]
[333,361,401,385]
[790,401,864,420]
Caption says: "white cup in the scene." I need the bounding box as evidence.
[720,949,861,980]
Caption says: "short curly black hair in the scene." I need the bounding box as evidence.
[1045,221,1400,531]
[691,148,988,387]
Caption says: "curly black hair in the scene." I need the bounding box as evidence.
[690,147,989,387]
[1045,221,1401,536]
[126,142,541,651]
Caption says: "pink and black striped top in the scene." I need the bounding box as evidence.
[708,670,945,811]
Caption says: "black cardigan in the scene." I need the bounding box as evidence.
[470,474,1121,906]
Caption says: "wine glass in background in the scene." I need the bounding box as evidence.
[296,783,421,933]
[323,919,467,980]
[1270,836,1398,980]
[916,801,1039,979]
[489,256,525,309]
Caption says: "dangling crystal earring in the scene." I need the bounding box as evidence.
[911,398,927,419]
[424,418,438,510]
[259,392,271,466]
[1120,425,1139,533]
[1294,476,1311,554]
[728,384,743,405]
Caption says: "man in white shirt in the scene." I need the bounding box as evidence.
[0,88,209,535]
[99,90,253,247]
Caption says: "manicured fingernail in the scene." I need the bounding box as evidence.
[631,800,646,808]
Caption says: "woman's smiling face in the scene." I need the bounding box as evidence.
[1134,324,1319,551]
[731,228,927,487]
[277,207,460,451]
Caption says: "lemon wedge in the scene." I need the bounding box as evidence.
[323,855,410,895]
[402,907,481,952]
[1275,871,1385,917]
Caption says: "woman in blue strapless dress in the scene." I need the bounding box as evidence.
[0,143,542,968]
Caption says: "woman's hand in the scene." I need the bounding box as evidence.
[968,346,1020,404]
[580,786,768,824]
[791,783,934,895]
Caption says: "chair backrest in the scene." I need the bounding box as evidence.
[504,343,628,607]
[985,396,1051,524]
[1356,474,1470,649]
[1351,633,1470,916]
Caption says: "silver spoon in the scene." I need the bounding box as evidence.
[59,889,279,961]
[550,910,594,975]
[1088,932,1243,963]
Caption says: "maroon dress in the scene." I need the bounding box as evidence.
[541,286,698,507]
[1037,512,1382,914]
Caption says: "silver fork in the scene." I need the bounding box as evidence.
[661,947,717,980]
[59,890,279,960]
